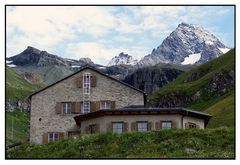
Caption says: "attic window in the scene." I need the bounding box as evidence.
[83,72,91,94]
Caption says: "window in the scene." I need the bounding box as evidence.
[188,123,197,128]
[137,122,148,132]
[161,121,172,129]
[83,72,91,94]
[112,122,123,133]
[68,131,79,139]
[89,124,97,134]
[85,124,99,134]
[81,101,90,114]
[62,102,71,114]
[100,101,110,109]
[48,132,59,142]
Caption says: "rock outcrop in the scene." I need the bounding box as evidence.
[123,67,184,94]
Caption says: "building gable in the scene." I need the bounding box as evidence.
[29,65,145,99]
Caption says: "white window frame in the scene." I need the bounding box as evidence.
[100,101,110,109]
[48,132,59,142]
[62,102,71,114]
[83,72,91,94]
[137,122,148,132]
[188,122,197,128]
[161,122,172,129]
[82,101,90,114]
[112,122,123,133]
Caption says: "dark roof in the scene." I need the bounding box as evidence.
[123,105,145,108]
[74,107,212,126]
[29,65,145,99]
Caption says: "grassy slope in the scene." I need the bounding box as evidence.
[205,93,234,128]
[149,49,235,128]
[6,66,39,145]
[14,65,74,85]
[6,66,41,101]
[6,111,30,145]
[6,128,234,158]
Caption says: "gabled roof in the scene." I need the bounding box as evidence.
[74,107,212,127]
[29,65,145,99]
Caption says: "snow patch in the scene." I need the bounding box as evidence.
[98,66,106,69]
[71,65,81,68]
[66,59,76,62]
[218,47,230,54]
[205,41,214,45]
[181,53,201,65]
[6,60,12,64]
[8,64,17,67]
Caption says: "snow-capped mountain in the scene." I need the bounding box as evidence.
[137,22,230,67]
[107,52,138,66]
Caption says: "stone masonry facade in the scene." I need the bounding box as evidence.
[30,68,145,144]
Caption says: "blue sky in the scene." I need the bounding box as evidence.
[6,6,234,65]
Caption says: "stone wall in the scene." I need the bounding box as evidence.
[30,68,145,144]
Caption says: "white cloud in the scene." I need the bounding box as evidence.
[65,42,149,65]
[137,6,184,17]
[7,6,115,36]
[6,6,116,56]
[65,42,123,65]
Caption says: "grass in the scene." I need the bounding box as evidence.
[6,66,41,101]
[6,128,234,158]
[6,110,30,145]
[205,93,235,128]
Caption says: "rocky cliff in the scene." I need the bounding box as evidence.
[123,67,184,94]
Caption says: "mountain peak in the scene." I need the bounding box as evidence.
[178,22,190,27]
[107,52,138,66]
[24,46,41,54]
[79,58,94,64]
[137,23,229,67]
[7,46,67,67]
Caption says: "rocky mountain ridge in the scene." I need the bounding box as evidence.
[107,52,138,66]
[137,22,229,67]
[7,46,97,69]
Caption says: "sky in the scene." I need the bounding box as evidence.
[6,6,234,65]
